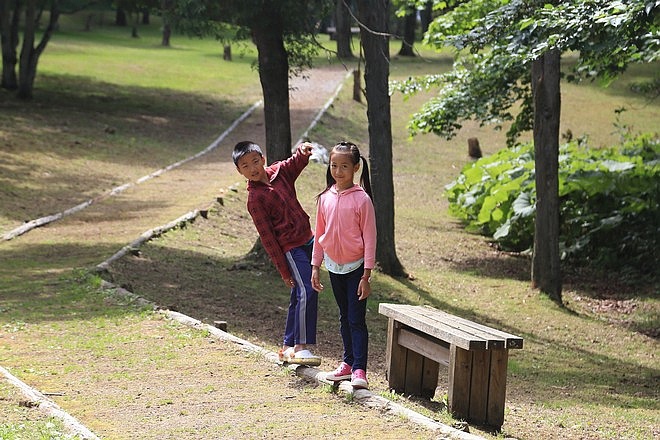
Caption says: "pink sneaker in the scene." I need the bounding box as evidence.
[351,369,368,389]
[325,362,352,381]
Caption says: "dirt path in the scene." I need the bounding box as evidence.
[0,66,469,439]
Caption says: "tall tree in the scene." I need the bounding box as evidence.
[396,3,416,56]
[168,1,328,163]
[16,0,59,99]
[335,0,354,59]
[2,0,122,98]
[418,0,433,34]
[356,0,406,276]
[393,0,658,301]
[0,0,20,90]
[160,0,173,46]
[251,3,291,163]
[531,48,561,301]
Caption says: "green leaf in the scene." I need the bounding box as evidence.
[512,192,535,217]
[519,18,535,31]
[600,160,635,172]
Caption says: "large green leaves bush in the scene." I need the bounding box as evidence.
[445,133,659,276]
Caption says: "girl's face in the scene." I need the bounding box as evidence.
[330,152,359,191]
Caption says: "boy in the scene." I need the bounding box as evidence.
[232,140,321,366]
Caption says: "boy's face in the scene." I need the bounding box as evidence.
[236,151,267,182]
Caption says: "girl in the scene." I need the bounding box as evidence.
[311,141,376,389]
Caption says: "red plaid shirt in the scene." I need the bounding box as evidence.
[246,146,313,280]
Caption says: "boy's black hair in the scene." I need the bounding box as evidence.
[233,141,263,166]
[317,141,372,200]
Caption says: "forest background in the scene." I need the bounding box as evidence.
[0,3,658,440]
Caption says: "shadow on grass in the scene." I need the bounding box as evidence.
[374,274,660,433]
[445,254,531,283]
[96,232,660,418]
[2,200,657,440]
[0,241,148,324]
[1,74,254,227]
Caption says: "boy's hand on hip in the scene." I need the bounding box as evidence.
[284,278,295,288]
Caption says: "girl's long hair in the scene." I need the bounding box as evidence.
[316,141,372,201]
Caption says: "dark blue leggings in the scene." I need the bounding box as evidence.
[329,266,368,371]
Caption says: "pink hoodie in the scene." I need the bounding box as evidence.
[312,184,377,269]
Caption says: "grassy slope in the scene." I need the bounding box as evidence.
[0,15,262,234]
[308,60,659,439]
[0,14,658,440]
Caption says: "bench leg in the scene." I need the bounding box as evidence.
[486,349,508,429]
[468,349,491,425]
[421,356,440,399]
[448,346,509,430]
[384,318,407,393]
[448,344,472,421]
[404,350,439,398]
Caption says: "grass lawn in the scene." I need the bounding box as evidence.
[0,13,658,440]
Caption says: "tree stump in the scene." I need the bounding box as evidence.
[468,137,482,158]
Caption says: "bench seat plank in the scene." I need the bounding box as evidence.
[405,305,506,349]
[414,306,523,349]
[379,303,523,350]
[380,304,488,350]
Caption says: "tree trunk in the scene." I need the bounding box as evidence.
[531,49,562,303]
[162,22,171,46]
[17,0,36,99]
[160,0,173,47]
[131,13,139,38]
[252,8,292,164]
[398,7,415,57]
[419,1,433,35]
[115,7,126,26]
[356,0,406,277]
[1,0,20,90]
[84,13,93,31]
[335,0,353,59]
[16,0,59,100]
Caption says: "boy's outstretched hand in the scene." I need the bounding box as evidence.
[300,142,313,157]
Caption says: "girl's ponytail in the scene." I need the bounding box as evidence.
[359,156,373,200]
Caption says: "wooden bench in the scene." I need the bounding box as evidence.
[378,303,523,429]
